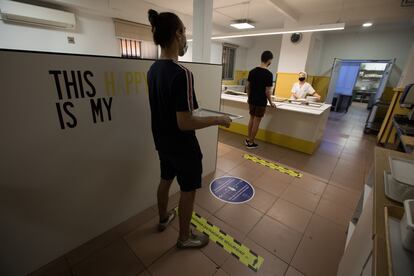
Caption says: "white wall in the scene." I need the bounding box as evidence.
[0,12,119,56]
[318,28,414,87]
[234,47,247,71]
[245,36,283,79]
[398,42,414,87]
[0,50,222,276]
[210,42,223,64]
[305,33,324,76]
[277,32,313,73]
[179,41,222,64]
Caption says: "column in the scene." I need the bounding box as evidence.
[192,0,213,63]
[277,32,314,73]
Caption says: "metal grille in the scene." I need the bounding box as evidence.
[119,38,141,58]
[222,45,236,80]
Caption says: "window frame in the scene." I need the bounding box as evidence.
[119,38,141,59]
[222,44,237,80]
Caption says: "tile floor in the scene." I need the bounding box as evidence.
[30,103,376,276]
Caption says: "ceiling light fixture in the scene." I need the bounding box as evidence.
[230,19,255,30]
[230,22,255,29]
[211,23,345,40]
[186,23,345,42]
[362,22,373,27]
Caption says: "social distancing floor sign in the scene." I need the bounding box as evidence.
[175,208,264,272]
[209,176,254,204]
[243,153,303,178]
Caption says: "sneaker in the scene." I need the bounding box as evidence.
[158,210,176,232]
[246,142,259,149]
[244,139,249,146]
[177,230,209,249]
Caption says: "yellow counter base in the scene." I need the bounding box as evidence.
[221,122,320,154]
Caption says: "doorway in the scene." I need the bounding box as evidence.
[326,59,394,112]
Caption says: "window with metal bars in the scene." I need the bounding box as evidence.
[119,38,141,58]
[222,45,236,80]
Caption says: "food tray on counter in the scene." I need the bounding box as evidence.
[389,156,414,186]
[384,205,414,276]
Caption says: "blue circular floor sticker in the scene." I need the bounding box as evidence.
[210,176,255,204]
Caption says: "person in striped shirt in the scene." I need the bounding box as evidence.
[147,9,231,249]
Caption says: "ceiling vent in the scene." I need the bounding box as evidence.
[0,0,76,29]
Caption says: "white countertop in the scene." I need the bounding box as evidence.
[221,93,331,115]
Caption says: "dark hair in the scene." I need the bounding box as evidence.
[148,9,183,48]
[261,51,273,63]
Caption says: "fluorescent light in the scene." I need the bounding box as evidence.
[211,23,345,40]
[187,23,345,41]
[230,22,255,29]
[362,22,373,27]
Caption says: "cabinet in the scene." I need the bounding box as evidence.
[337,148,414,276]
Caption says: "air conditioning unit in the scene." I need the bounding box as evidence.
[0,0,76,29]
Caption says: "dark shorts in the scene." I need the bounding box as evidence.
[249,104,266,118]
[158,151,203,192]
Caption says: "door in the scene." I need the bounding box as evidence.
[326,59,360,104]
[326,58,343,104]
[373,60,394,103]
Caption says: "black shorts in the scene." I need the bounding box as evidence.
[249,104,266,118]
[158,151,203,192]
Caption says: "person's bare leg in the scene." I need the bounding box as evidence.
[157,178,173,221]
[250,116,262,143]
[178,190,196,241]
[247,115,254,142]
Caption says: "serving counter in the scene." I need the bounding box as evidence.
[220,93,331,154]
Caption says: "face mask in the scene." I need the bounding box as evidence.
[182,42,188,55]
[299,77,305,81]
[178,36,188,57]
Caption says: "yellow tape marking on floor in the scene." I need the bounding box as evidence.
[176,208,264,272]
[243,153,303,178]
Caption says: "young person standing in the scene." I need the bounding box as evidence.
[291,71,321,101]
[147,9,231,249]
[245,51,275,149]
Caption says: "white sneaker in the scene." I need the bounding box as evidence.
[177,230,209,249]
[158,210,176,232]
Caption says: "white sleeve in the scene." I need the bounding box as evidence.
[307,84,315,95]
[291,83,297,93]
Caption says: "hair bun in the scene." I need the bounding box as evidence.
[148,9,159,27]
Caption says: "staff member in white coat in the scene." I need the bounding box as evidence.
[291,71,321,101]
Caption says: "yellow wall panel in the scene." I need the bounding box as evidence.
[377,88,409,144]
[311,76,330,102]
[274,73,298,98]
[222,70,249,85]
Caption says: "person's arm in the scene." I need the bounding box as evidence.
[177,112,231,131]
[265,87,276,108]
[245,80,250,97]
[313,92,321,101]
[265,73,276,107]
[308,85,321,101]
[173,70,231,131]
[291,84,298,99]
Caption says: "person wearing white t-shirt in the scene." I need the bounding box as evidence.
[291,72,321,101]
